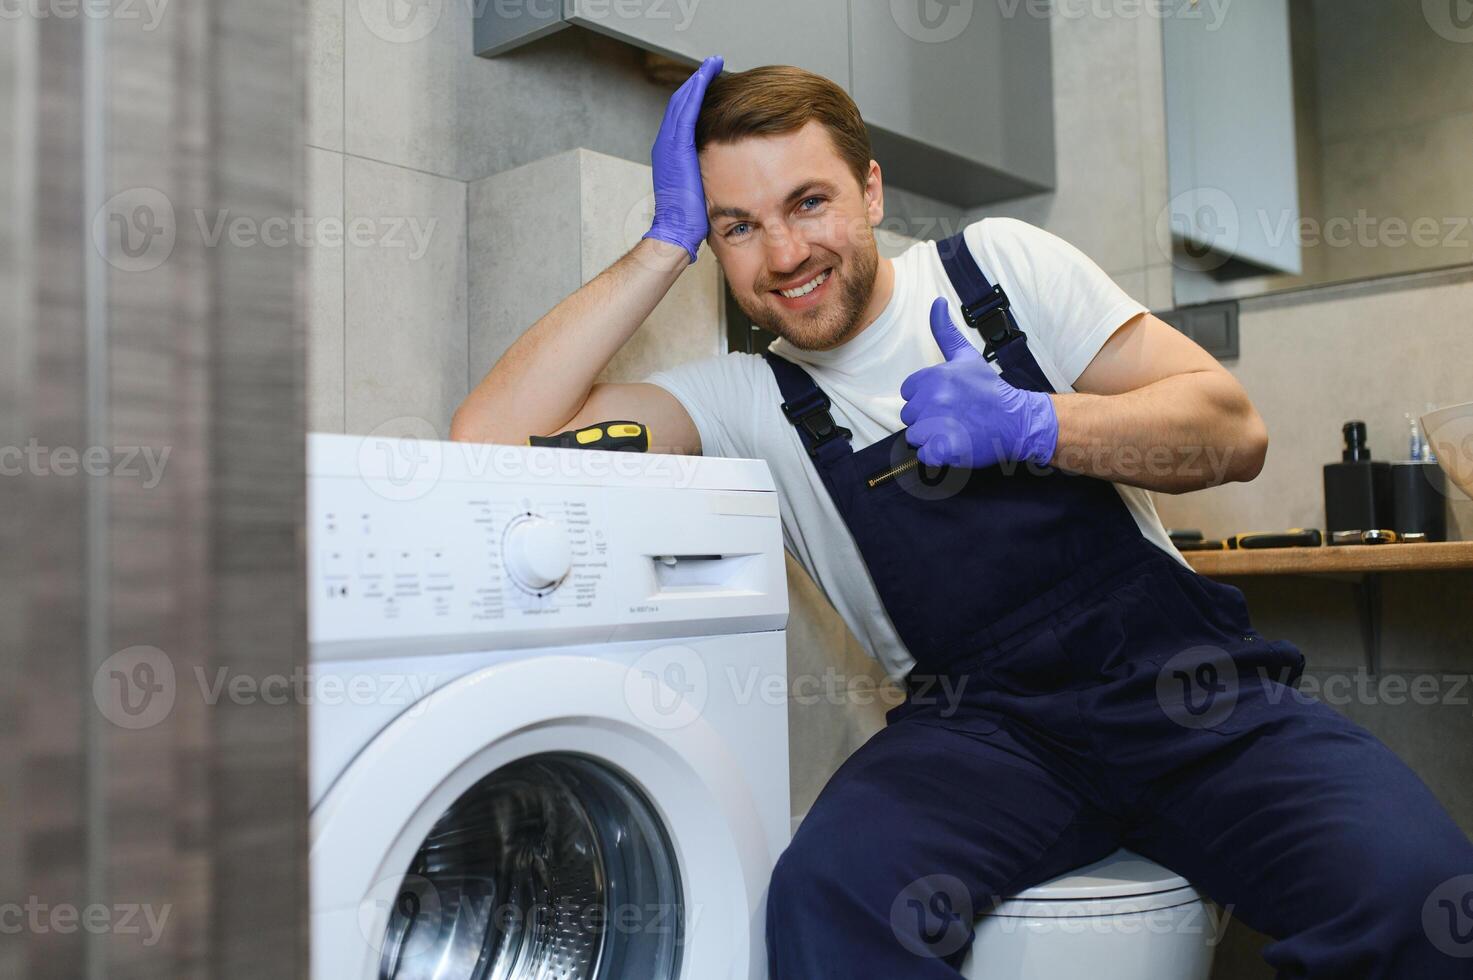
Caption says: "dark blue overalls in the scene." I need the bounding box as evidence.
[761,232,1473,978]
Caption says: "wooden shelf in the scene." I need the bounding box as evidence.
[1183,541,1473,577]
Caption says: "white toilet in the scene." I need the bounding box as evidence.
[961,849,1218,979]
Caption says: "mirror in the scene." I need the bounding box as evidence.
[1165,0,1473,305]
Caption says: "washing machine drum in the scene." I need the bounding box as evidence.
[377,752,683,980]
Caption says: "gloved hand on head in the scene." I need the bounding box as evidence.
[899,297,1059,470]
[643,55,724,265]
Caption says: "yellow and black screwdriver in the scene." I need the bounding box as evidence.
[528,420,650,453]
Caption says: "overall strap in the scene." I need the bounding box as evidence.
[935,231,1053,394]
[761,350,854,464]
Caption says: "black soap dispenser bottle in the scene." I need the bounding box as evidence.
[1323,420,1391,535]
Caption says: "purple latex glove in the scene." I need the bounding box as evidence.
[899,297,1059,469]
[642,55,724,264]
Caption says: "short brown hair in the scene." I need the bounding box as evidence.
[695,65,873,190]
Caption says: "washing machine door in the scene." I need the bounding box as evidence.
[311,654,772,980]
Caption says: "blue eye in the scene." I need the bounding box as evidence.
[799,197,823,211]
[725,222,750,238]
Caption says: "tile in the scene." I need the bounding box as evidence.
[1300,667,1473,838]
[875,226,921,260]
[1111,269,1148,307]
[306,147,346,433]
[1309,0,1473,146]
[1316,111,1473,283]
[1152,276,1473,541]
[344,155,467,437]
[344,0,462,177]
[467,148,722,392]
[577,150,722,383]
[457,30,671,184]
[346,2,670,182]
[467,150,583,386]
[1144,262,1174,311]
[308,0,344,151]
[968,11,1151,276]
[1154,276,1473,678]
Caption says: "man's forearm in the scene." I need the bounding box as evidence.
[1047,371,1268,493]
[451,237,689,443]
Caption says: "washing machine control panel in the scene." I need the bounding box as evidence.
[307,436,786,651]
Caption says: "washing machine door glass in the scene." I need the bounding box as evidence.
[376,752,682,980]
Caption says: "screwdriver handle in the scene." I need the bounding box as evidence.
[528,420,650,452]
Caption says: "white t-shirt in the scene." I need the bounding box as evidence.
[643,217,1187,682]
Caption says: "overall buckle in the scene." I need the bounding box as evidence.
[960,284,1022,362]
[780,391,851,459]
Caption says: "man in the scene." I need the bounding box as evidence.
[453,58,1473,977]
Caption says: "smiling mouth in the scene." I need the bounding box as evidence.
[773,268,831,299]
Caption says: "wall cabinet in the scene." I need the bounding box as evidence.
[1163,0,1302,275]
[848,0,1054,204]
[475,0,1055,207]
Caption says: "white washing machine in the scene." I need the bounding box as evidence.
[307,433,791,980]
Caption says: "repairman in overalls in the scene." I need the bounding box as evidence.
[454,58,1473,977]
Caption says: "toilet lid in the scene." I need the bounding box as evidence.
[986,849,1203,918]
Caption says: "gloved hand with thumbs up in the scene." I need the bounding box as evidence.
[899,297,1059,469]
